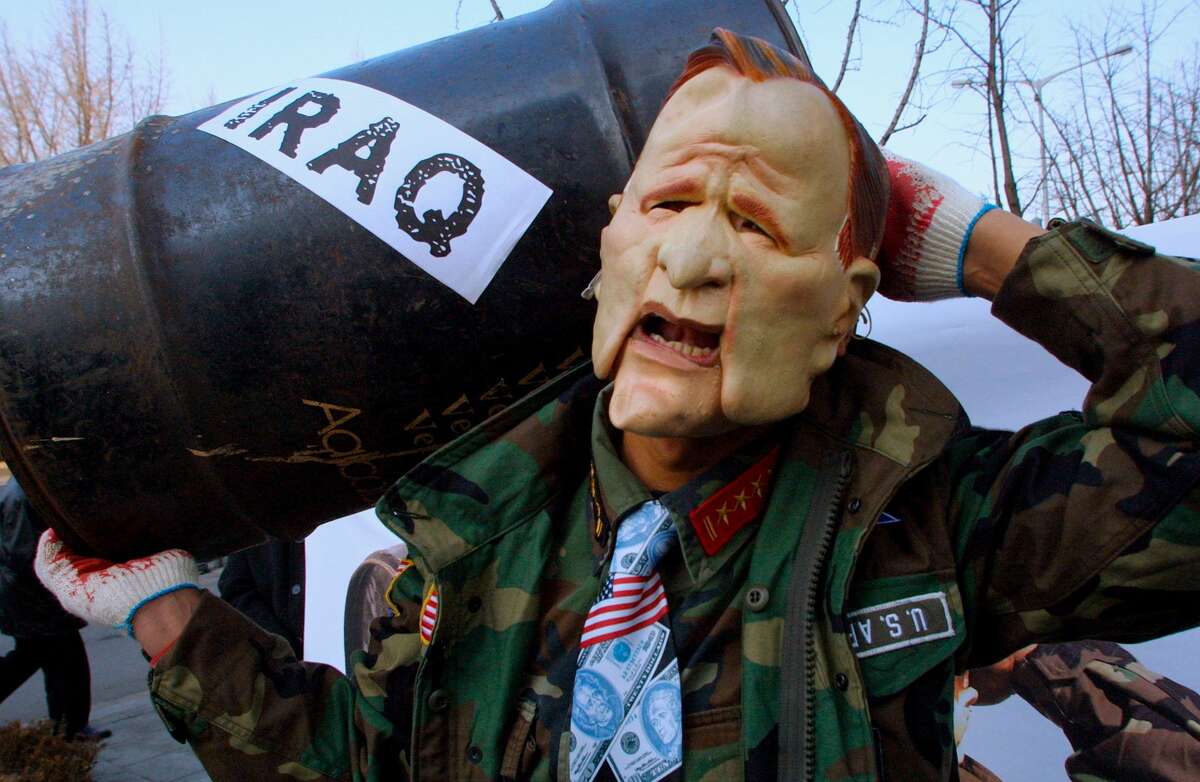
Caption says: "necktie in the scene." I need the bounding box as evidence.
[569,500,682,782]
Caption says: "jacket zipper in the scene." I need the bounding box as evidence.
[833,458,941,782]
[779,450,853,782]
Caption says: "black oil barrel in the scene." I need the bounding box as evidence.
[0,0,804,560]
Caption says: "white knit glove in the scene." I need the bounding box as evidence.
[35,529,201,635]
[877,150,996,301]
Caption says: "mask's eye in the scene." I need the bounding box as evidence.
[732,214,771,239]
[650,200,694,213]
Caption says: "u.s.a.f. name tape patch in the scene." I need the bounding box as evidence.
[846,591,955,658]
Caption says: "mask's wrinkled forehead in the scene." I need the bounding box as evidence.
[663,28,890,267]
[637,70,851,254]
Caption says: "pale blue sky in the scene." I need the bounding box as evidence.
[4,0,1196,208]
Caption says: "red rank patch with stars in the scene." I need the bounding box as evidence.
[689,447,780,556]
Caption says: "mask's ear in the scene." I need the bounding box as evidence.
[608,194,623,216]
[836,257,880,355]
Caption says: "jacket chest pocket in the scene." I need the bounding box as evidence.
[682,707,741,781]
[845,571,965,699]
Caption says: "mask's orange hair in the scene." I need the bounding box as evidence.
[667,28,889,267]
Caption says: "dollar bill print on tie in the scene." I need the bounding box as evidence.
[614,504,672,574]
[570,625,670,782]
[611,660,682,782]
[198,78,552,304]
[846,591,955,658]
[580,504,675,649]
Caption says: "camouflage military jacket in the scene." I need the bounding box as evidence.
[149,221,1200,782]
[960,640,1200,781]
[1017,641,1200,781]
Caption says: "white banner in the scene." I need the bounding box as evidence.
[304,507,405,671]
[871,215,1199,431]
[199,77,552,303]
[1122,212,1199,257]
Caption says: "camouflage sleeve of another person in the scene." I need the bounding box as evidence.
[1010,641,1200,781]
[148,570,427,781]
[942,220,1200,661]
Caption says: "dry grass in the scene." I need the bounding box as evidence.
[0,721,97,782]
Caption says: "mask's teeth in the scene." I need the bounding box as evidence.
[649,330,717,359]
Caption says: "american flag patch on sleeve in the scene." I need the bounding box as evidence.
[419,584,439,645]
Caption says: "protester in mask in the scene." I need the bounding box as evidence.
[34,29,1200,781]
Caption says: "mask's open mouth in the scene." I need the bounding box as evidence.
[636,313,721,366]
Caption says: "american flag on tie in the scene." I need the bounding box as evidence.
[579,572,668,647]
[419,585,439,645]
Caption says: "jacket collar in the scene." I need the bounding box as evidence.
[587,384,783,585]
[377,338,964,574]
[802,338,964,469]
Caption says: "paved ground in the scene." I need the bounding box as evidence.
[0,571,216,781]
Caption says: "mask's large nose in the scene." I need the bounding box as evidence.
[655,207,733,289]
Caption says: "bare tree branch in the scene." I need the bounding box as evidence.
[831,0,862,94]
[880,0,930,145]
[927,0,1028,214]
[1045,0,1199,226]
[0,0,167,165]
[987,0,1024,213]
[890,114,928,135]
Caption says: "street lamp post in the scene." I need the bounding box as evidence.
[952,44,1132,226]
[1024,45,1132,226]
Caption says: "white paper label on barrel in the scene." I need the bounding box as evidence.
[198,77,553,304]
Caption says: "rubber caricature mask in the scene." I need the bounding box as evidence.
[592,64,880,437]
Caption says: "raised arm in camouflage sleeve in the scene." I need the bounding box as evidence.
[944,220,1200,662]
[1011,640,1200,781]
[148,561,428,781]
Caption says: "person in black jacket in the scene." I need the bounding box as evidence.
[217,540,305,657]
[0,478,106,739]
